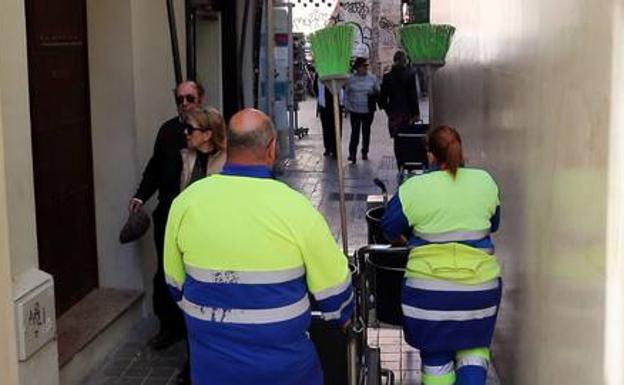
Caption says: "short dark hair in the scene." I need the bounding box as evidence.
[175,80,205,97]
[353,57,368,70]
[393,51,407,65]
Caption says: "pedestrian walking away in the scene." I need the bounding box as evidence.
[381,126,502,385]
[314,72,343,158]
[164,108,354,385]
[379,51,421,166]
[345,57,380,164]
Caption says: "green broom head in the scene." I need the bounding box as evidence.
[310,25,354,79]
[399,24,456,64]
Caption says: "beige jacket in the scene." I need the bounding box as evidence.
[179,148,226,190]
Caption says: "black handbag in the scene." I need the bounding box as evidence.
[367,92,379,112]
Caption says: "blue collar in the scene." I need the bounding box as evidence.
[426,164,441,173]
[221,163,274,179]
[425,164,466,173]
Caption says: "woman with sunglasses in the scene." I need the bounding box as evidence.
[180,108,227,190]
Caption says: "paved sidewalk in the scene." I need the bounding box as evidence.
[82,99,500,385]
[279,99,400,250]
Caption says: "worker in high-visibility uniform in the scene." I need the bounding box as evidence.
[164,108,353,385]
[382,126,501,385]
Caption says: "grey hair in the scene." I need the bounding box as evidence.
[227,116,276,152]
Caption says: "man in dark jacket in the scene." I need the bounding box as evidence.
[379,51,421,135]
[128,81,204,350]
[314,73,342,158]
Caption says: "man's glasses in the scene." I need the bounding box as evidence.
[176,94,197,105]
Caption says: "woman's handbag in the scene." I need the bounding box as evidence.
[367,92,379,112]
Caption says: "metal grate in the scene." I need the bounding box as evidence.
[380,156,396,170]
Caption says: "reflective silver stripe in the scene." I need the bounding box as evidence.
[456,356,489,369]
[181,295,310,324]
[413,229,490,242]
[314,276,352,301]
[402,304,497,321]
[405,278,499,292]
[321,292,354,321]
[423,362,454,375]
[165,274,183,290]
[185,265,304,284]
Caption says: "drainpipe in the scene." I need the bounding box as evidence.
[185,0,196,81]
[370,0,381,76]
[266,0,274,119]
[166,0,183,85]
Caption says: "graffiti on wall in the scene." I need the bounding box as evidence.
[331,1,372,60]
[339,1,371,20]
[377,0,401,74]
[293,9,334,33]
[292,0,339,34]
[291,0,402,75]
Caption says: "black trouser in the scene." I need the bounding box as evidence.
[349,112,374,159]
[152,203,186,336]
[320,107,342,155]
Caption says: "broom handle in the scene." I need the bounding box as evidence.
[427,64,435,130]
[330,80,349,255]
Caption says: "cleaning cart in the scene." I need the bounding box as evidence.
[393,24,457,183]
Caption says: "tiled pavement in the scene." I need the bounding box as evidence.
[82,99,500,385]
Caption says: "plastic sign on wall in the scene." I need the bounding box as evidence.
[14,269,56,361]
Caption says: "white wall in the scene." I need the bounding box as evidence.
[430,1,619,384]
[604,3,624,384]
[0,0,38,278]
[196,13,223,111]
[0,38,20,385]
[237,0,256,107]
[88,0,142,290]
[0,1,58,384]
[88,0,186,291]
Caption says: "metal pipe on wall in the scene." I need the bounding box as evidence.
[266,0,274,119]
[185,0,197,81]
[166,0,183,85]
[238,0,253,107]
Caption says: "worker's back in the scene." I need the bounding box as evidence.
[165,169,352,385]
[399,168,498,236]
[395,168,501,284]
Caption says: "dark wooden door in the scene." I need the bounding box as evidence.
[25,0,99,315]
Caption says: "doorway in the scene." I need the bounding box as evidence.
[25,0,99,315]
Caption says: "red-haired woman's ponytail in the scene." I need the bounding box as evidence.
[427,126,464,179]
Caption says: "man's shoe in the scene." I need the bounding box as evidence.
[362,153,368,160]
[176,361,191,384]
[323,151,330,156]
[348,156,356,165]
[148,330,181,350]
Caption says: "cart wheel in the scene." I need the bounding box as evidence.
[380,368,395,385]
[365,347,381,385]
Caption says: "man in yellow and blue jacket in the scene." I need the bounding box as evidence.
[164,108,353,385]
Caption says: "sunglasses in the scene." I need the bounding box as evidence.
[183,123,208,135]
[176,94,197,105]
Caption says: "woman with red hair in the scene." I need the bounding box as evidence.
[382,126,502,385]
